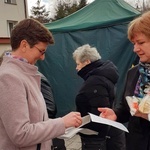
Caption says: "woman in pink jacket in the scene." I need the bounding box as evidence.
[0,19,82,150]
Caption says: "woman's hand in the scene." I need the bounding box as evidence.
[62,112,82,128]
[98,107,117,121]
[134,109,148,120]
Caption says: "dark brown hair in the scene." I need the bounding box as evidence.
[11,19,54,50]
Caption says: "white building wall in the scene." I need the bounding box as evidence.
[0,0,28,37]
[0,0,28,53]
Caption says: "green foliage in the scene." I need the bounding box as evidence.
[53,0,87,21]
[30,0,51,23]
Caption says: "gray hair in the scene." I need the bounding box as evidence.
[73,44,101,63]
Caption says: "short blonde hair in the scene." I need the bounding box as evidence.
[128,11,150,41]
[73,44,101,63]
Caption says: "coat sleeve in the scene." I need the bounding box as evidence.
[76,83,110,116]
[75,76,114,135]
[114,66,139,123]
[41,74,57,118]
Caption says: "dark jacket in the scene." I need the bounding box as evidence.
[40,73,57,118]
[115,65,150,150]
[40,73,66,150]
[76,59,119,137]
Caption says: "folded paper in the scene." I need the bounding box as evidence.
[58,113,128,139]
[89,113,128,133]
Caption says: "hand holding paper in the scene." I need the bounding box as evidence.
[62,112,82,128]
[59,113,128,139]
[98,107,117,121]
[89,113,128,133]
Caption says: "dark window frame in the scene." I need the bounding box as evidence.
[4,0,17,5]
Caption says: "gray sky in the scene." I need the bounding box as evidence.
[27,0,138,18]
[27,0,95,11]
[27,0,95,17]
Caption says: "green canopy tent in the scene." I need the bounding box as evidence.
[37,0,140,117]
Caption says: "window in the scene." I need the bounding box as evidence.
[4,0,16,4]
[7,20,17,36]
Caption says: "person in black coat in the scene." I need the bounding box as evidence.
[73,44,126,150]
[40,73,57,119]
[40,73,66,150]
[99,11,150,150]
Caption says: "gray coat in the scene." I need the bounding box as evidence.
[0,56,65,150]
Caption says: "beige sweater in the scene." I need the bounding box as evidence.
[0,56,65,150]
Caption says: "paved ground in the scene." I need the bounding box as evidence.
[64,134,81,150]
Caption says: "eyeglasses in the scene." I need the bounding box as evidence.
[34,45,46,55]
